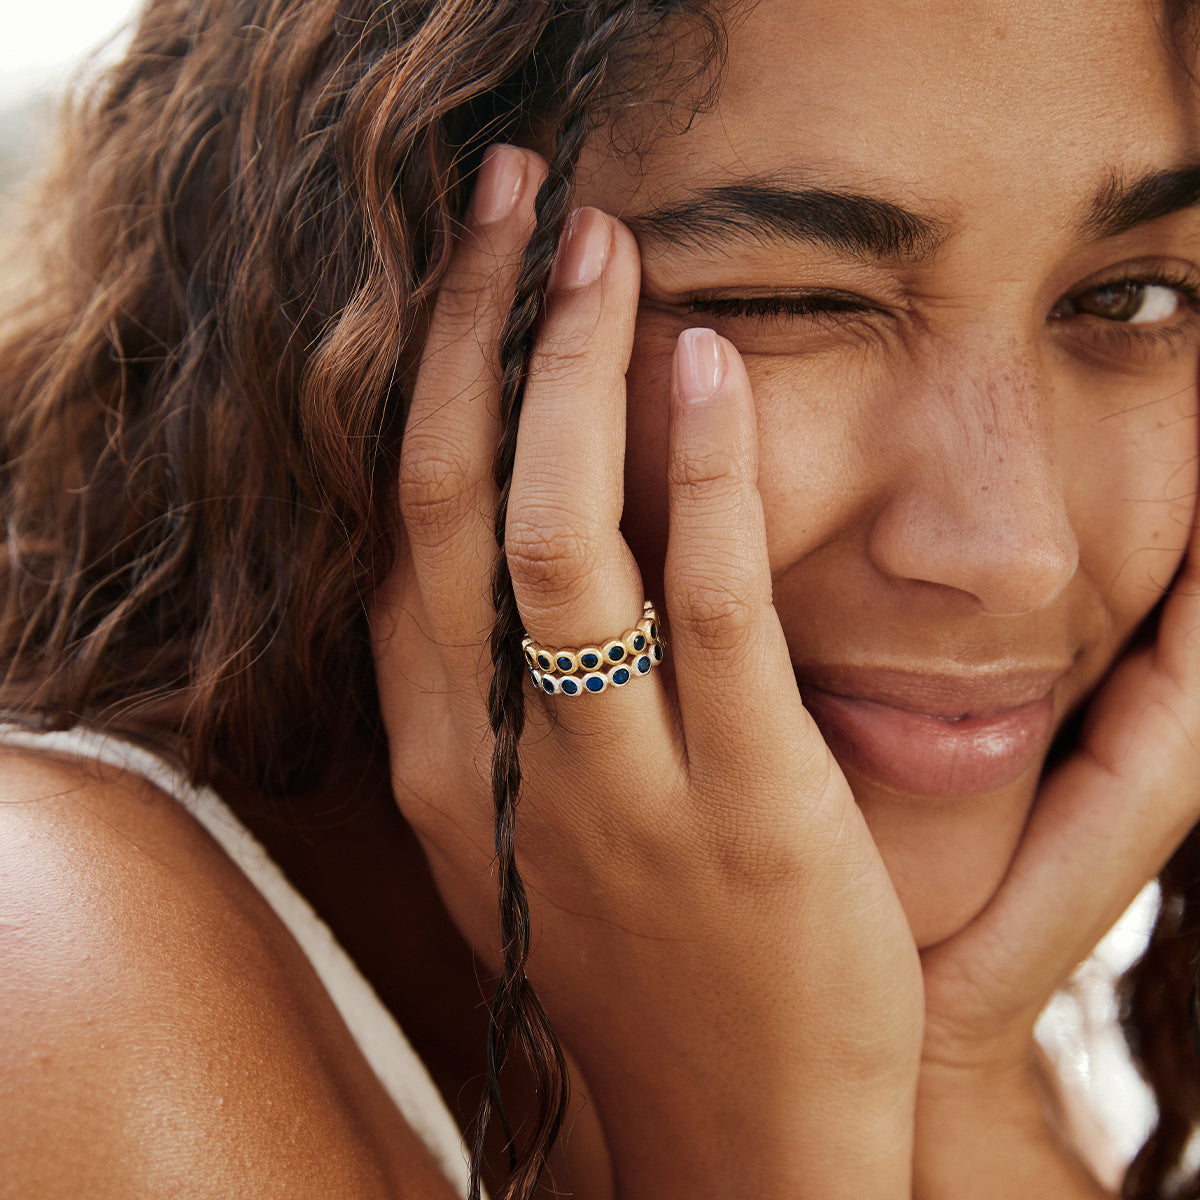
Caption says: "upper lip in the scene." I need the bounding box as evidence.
[792,663,1071,719]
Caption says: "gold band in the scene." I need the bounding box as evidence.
[522,601,664,696]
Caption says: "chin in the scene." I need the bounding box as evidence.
[845,763,1043,949]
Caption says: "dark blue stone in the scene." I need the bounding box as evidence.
[557,655,574,672]
[636,656,651,674]
[612,668,630,685]
[542,677,555,693]
[585,676,605,692]
[633,633,646,651]
[538,653,552,670]
[581,652,600,669]
[561,678,579,695]
[608,645,624,661]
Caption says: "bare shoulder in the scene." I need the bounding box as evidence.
[0,745,458,1199]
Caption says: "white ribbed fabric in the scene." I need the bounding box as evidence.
[0,724,480,1198]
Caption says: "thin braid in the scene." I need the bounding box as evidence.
[474,5,646,1197]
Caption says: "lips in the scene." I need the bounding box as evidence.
[794,666,1064,799]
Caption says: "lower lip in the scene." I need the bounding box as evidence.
[798,686,1055,799]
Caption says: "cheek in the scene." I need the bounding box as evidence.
[1067,383,1198,641]
[623,319,890,583]
[741,354,885,569]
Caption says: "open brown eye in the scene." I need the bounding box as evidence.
[1075,281,1146,320]
[1054,280,1184,324]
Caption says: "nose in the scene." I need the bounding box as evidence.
[866,347,1079,616]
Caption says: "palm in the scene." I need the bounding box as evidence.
[920,581,1200,1064]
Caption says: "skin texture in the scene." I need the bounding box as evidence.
[5,1,1200,1197]
[0,749,457,1199]
[578,0,1200,945]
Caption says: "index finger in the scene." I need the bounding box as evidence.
[397,145,547,671]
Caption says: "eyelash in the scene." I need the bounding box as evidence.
[685,291,869,323]
[1092,268,1200,307]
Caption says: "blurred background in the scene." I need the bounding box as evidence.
[1,0,139,203]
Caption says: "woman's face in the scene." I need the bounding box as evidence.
[575,0,1200,944]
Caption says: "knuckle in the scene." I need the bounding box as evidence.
[528,330,594,388]
[668,568,757,654]
[505,509,602,600]
[668,442,741,500]
[434,257,508,327]
[708,809,807,892]
[433,278,481,327]
[398,433,482,541]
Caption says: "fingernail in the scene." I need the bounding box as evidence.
[472,145,526,225]
[549,208,613,291]
[675,327,727,402]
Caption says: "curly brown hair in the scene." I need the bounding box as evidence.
[0,2,721,1194]
[0,2,1198,1198]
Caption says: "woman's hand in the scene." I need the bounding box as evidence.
[915,489,1200,1195]
[372,145,922,1198]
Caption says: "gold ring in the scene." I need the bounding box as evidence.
[522,601,664,696]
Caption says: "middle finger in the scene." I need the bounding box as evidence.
[400,144,546,679]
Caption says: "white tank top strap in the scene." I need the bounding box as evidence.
[0,722,481,1198]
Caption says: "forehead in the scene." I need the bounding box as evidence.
[581,0,1198,221]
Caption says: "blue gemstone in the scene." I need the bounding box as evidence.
[649,624,658,639]
[653,644,663,662]
[542,677,555,693]
[633,633,646,651]
[636,656,651,674]
[585,676,605,692]
[538,653,552,670]
[608,645,624,661]
[561,678,580,695]
[612,668,630,685]
[557,655,574,671]
[580,652,600,669]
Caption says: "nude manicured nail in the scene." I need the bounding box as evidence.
[549,208,613,290]
[472,145,526,225]
[675,328,727,402]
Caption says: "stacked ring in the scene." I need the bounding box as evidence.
[522,601,665,696]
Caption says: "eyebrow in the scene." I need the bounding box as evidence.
[1087,163,1200,238]
[626,181,945,261]
[626,163,1200,263]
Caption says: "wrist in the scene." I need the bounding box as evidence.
[606,1095,918,1200]
[581,1039,919,1200]
[914,1048,1112,1200]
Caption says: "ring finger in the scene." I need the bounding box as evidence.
[507,208,651,713]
